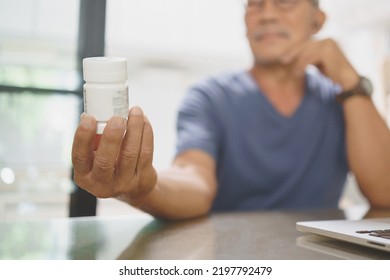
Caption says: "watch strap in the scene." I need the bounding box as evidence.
[335,76,372,103]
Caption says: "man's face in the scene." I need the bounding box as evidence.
[245,0,323,65]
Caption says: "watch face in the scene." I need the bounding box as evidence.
[335,76,373,103]
[361,77,373,95]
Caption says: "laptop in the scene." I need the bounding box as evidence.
[296,218,390,253]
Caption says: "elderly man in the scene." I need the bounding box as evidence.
[72,0,390,220]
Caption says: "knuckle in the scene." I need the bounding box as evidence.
[324,38,337,49]
[91,171,114,186]
[324,38,333,44]
[120,148,139,162]
[74,173,119,199]
[94,155,115,171]
[73,174,87,189]
[73,175,108,199]
[72,150,87,167]
[93,182,119,198]
[139,148,153,161]
[95,189,115,199]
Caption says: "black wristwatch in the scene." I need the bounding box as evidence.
[335,76,373,103]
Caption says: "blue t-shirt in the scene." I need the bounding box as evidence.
[176,70,349,211]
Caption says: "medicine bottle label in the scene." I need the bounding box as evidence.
[112,86,129,117]
[83,85,129,121]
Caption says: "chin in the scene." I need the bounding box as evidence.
[251,47,287,65]
[254,56,283,66]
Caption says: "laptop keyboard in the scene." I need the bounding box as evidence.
[356,229,390,240]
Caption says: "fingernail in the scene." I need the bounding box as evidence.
[130,106,143,116]
[108,116,126,129]
[80,113,94,129]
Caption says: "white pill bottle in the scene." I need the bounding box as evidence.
[83,57,129,134]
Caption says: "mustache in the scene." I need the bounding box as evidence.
[251,28,290,40]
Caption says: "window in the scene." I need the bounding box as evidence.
[0,0,80,221]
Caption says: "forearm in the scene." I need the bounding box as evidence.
[343,96,390,207]
[119,166,217,220]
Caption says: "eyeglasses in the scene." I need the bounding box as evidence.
[244,0,313,12]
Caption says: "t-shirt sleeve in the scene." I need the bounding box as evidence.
[175,86,221,160]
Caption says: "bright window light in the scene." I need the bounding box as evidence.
[1,167,15,185]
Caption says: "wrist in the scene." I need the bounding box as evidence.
[336,76,373,104]
[117,171,158,208]
[339,71,360,92]
[119,187,155,209]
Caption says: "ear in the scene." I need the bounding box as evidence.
[310,10,326,35]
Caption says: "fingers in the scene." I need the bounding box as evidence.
[281,39,355,82]
[116,107,156,196]
[137,115,154,174]
[281,40,318,77]
[72,113,97,177]
[72,106,156,199]
[280,41,307,65]
[91,116,126,185]
[135,115,157,194]
[117,107,145,175]
[293,46,322,77]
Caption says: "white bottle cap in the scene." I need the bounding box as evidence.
[83,57,127,83]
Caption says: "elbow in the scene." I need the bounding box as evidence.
[155,191,215,222]
[182,189,214,220]
[185,186,215,220]
[202,183,217,215]
[365,185,390,209]
[368,198,390,209]
[356,171,390,208]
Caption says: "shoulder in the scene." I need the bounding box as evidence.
[189,70,250,96]
[182,70,254,108]
[178,71,252,119]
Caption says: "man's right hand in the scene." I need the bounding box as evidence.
[71,106,157,202]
